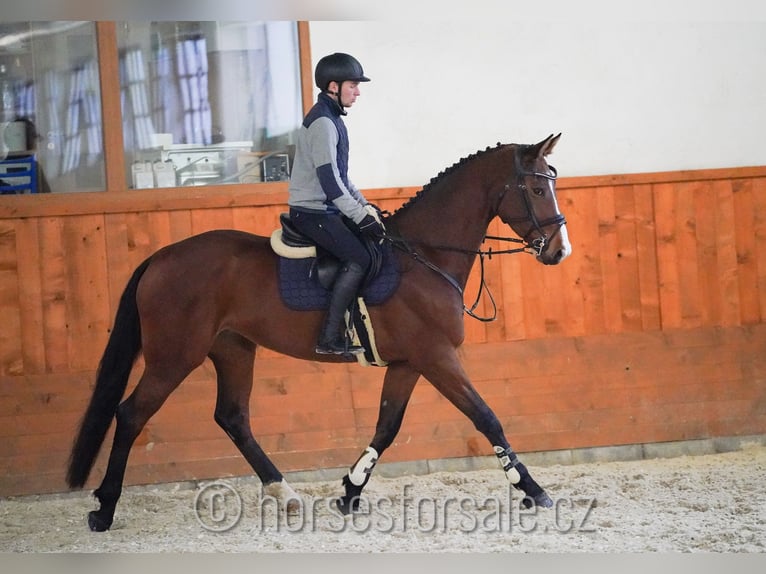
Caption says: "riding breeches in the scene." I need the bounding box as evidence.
[288,208,371,271]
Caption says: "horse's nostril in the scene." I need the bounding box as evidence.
[547,249,563,265]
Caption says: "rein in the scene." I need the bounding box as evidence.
[384,233,527,322]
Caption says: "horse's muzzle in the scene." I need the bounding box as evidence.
[538,223,571,265]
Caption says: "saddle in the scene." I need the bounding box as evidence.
[269,213,401,367]
[270,213,385,289]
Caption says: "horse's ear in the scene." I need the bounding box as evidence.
[537,133,561,158]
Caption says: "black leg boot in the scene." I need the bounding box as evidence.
[316,262,366,355]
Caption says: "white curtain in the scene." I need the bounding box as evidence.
[119,22,301,151]
[264,22,301,138]
[176,35,212,145]
[40,58,103,176]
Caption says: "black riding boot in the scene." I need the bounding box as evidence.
[316,262,366,355]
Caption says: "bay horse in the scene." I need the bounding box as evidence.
[66,133,570,531]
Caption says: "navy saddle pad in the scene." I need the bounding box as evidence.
[277,242,401,311]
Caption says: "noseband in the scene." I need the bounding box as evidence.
[496,151,566,256]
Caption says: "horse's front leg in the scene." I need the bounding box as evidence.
[414,348,553,509]
[337,361,420,514]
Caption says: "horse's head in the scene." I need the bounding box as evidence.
[496,133,571,265]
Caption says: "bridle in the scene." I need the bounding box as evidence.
[495,150,566,258]
[382,146,567,322]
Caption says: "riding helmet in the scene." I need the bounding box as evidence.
[314,53,371,91]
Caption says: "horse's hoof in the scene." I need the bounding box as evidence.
[335,497,350,515]
[535,490,554,508]
[87,510,112,532]
[285,498,301,514]
[335,495,359,515]
[521,491,554,509]
[263,479,301,514]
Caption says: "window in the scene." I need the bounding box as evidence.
[1,21,103,194]
[116,22,303,190]
[0,21,305,195]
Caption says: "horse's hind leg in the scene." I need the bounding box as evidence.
[88,366,190,531]
[208,331,300,512]
[337,361,420,514]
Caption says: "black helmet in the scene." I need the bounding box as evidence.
[314,53,371,91]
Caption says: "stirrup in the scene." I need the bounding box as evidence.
[315,338,364,356]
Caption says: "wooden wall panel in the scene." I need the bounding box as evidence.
[499,245,525,340]
[39,217,68,373]
[633,184,661,331]
[15,219,45,374]
[732,178,759,323]
[63,214,111,371]
[654,183,682,329]
[569,185,608,335]
[1,166,766,496]
[555,190,587,337]
[753,178,766,322]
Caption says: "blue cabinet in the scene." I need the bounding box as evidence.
[0,153,37,194]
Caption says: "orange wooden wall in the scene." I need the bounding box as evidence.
[1,167,765,496]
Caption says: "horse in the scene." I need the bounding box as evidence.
[66,133,571,531]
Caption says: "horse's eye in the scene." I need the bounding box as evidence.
[532,187,546,197]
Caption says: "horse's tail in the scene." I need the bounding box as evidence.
[66,257,152,489]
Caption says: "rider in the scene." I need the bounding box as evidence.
[287,52,386,355]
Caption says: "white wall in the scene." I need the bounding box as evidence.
[308,21,766,189]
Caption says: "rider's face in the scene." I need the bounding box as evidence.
[340,81,361,107]
[329,81,361,108]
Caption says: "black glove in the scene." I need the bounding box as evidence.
[358,213,385,237]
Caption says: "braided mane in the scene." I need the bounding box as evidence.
[392,142,509,216]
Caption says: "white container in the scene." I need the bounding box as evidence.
[131,161,154,189]
[153,160,176,187]
[2,121,27,152]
